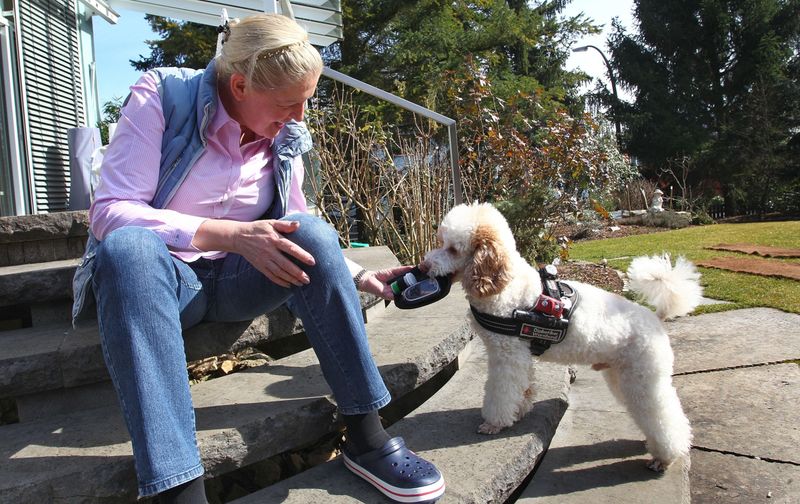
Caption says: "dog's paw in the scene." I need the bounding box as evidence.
[646,458,667,473]
[477,422,505,435]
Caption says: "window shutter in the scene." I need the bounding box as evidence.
[18,0,84,213]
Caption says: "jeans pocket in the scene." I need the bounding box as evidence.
[175,263,204,291]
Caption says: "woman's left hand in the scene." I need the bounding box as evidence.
[357,265,415,300]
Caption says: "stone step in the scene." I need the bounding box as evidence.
[230,340,571,504]
[0,242,398,313]
[0,311,293,415]
[0,293,473,502]
[0,246,400,410]
[0,258,80,307]
[0,211,89,267]
[0,297,386,403]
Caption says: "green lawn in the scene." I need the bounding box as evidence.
[568,221,800,314]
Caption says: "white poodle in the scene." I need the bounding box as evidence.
[422,202,702,471]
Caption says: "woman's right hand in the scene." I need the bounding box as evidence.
[232,220,315,287]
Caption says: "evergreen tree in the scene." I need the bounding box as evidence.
[607,0,799,209]
[131,15,217,72]
[328,0,596,120]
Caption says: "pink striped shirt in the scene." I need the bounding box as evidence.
[89,71,308,262]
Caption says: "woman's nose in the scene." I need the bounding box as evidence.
[289,101,306,121]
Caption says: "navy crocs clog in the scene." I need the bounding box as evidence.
[342,437,445,503]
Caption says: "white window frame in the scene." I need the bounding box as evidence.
[0,15,30,215]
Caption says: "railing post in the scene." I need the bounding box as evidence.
[447,123,462,204]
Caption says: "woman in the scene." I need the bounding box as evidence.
[72,13,445,504]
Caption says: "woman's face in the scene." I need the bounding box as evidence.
[232,71,320,139]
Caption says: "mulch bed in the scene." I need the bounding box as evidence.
[556,261,625,295]
[696,257,800,281]
[706,243,800,258]
[555,223,670,242]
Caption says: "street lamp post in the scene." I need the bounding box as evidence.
[573,44,622,149]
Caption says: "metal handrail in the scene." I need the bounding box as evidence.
[279,0,463,204]
[320,67,463,204]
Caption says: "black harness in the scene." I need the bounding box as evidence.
[470,266,579,356]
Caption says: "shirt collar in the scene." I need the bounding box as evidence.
[209,96,272,148]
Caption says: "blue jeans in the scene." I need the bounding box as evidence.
[91,214,391,497]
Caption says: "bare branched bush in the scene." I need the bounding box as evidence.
[305,87,451,264]
[305,60,640,265]
[659,155,704,212]
[611,177,658,211]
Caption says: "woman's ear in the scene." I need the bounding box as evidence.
[229,73,248,101]
[464,224,511,298]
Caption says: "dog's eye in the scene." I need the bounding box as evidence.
[447,246,458,255]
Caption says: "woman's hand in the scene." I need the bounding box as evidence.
[193,218,315,288]
[357,265,415,300]
[232,220,315,287]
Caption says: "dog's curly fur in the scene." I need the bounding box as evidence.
[422,202,701,471]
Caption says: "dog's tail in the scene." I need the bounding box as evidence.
[626,253,703,320]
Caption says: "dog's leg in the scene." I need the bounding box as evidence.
[616,366,692,471]
[479,337,531,434]
[516,358,537,418]
[601,367,627,406]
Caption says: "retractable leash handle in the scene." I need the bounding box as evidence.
[387,266,452,309]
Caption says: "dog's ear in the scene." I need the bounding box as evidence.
[464,223,511,298]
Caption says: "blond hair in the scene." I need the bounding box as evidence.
[216,14,323,90]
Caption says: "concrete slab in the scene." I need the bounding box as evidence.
[517,367,689,504]
[667,308,800,374]
[231,340,571,504]
[690,449,800,504]
[674,364,800,464]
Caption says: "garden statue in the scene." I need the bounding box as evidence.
[650,189,664,212]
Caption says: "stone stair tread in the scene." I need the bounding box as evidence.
[0,258,79,305]
[0,324,100,397]
[230,340,571,504]
[0,210,89,244]
[0,257,81,275]
[0,294,472,502]
[0,246,401,398]
[0,297,387,399]
[0,245,398,308]
[1,315,282,398]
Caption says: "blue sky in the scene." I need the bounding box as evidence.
[93,10,153,106]
[92,1,635,107]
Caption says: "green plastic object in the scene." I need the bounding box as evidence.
[350,242,370,248]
